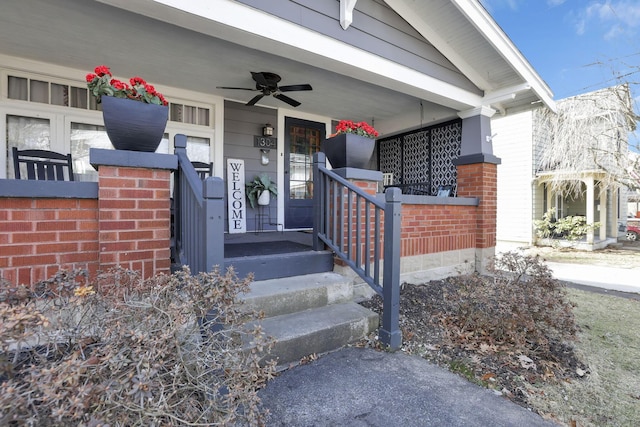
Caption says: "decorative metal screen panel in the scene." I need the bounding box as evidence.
[379,137,401,186]
[430,122,461,194]
[403,131,429,185]
[377,120,461,195]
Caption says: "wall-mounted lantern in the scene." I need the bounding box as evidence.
[263,123,274,137]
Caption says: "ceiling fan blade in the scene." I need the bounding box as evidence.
[216,86,257,91]
[251,71,269,87]
[279,84,313,92]
[246,94,264,106]
[274,93,301,107]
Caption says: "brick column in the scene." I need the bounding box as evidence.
[454,155,500,273]
[91,149,177,280]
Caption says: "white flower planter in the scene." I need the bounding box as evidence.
[258,190,270,206]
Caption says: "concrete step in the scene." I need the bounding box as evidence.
[255,303,379,367]
[225,250,334,281]
[242,272,354,318]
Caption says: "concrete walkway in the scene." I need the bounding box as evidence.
[258,255,638,426]
[258,347,555,426]
[546,261,640,295]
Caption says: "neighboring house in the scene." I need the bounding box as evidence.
[493,85,635,250]
[0,0,554,284]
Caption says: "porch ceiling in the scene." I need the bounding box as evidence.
[0,0,552,135]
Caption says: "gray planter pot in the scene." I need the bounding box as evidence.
[101,96,168,152]
[322,133,375,169]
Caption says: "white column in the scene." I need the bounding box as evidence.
[611,188,619,237]
[585,177,595,244]
[599,186,607,241]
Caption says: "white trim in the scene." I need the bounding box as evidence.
[384,0,555,112]
[482,83,531,105]
[450,0,556,112]
[276,108,332,229]
[458,106,496,119]
[340,0,358,30]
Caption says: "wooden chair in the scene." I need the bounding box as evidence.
[12,147,75,181]
[191,161,213,179]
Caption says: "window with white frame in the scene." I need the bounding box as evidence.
[2,70,215,180]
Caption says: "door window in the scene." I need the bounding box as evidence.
[288,125,321,200]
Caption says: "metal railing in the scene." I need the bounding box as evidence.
[173,134,225,274]
[312,153,402,349]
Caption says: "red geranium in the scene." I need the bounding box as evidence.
[86,65,168,106]
[332,119,379,139]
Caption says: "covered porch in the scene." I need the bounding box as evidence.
[535,170,620,250]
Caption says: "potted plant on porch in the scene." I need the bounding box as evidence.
[322,120,379,169]
[86,65,169,152]
[246,174,278,208]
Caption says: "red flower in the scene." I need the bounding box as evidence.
[144,84,156,95]
[110,79,129,91]
[86,65,168,106]
[94,65,111,77]
[130,76,147,86]
[333,119,378,139]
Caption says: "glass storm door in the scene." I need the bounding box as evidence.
[284,117,325,229]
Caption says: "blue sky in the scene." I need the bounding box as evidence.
[481,0,640,101]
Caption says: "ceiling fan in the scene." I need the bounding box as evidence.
[216,71,312,107]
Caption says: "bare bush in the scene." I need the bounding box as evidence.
[1,266,275,426]
[445,252,577,362]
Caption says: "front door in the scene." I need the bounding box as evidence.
[284,117,325,229]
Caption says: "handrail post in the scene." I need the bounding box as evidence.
[174,135,187,255]
[312,152,326,251]
[379,187,402,350]
[203,177,225,272]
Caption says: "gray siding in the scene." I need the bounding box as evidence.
[236,0,480,94]
[224,101,278,232]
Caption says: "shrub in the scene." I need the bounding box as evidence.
[534,208,600,241]
[445,252,577,361]
[0,266,275,426]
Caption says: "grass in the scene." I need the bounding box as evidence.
[528,288,640,426]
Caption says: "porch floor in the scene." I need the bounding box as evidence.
[223,231,314,258]
[222,231,332,281]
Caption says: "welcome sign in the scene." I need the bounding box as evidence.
[226,158,246,234]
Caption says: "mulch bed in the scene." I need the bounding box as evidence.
[359,278,589,410]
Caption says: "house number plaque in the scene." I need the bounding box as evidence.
[254,136,277,149]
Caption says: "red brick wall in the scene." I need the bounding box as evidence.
[456,163,497,248]
[340,160,498,261]
[97,166,171,279]
[335,179,479,268]
[0,198,99,286]
[400,203,476,256]
[0,166,172,287]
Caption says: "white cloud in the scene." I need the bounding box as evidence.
[574,1,640,39]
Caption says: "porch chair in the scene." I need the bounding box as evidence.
[12,147,75,181]
[436,184,456,197]
[191,161,213,179]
